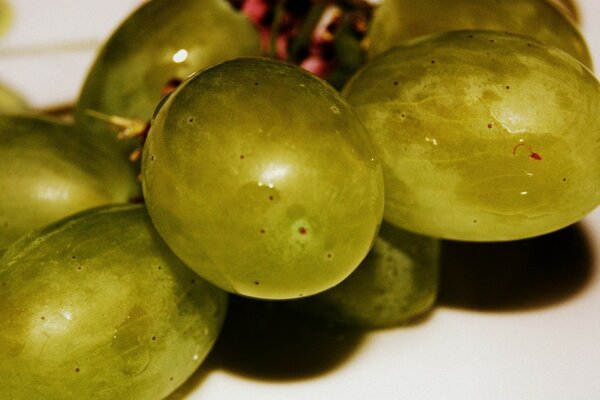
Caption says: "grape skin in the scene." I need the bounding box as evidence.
[343,30,600,241]
[0,83,27,113]
[0,204,227,400]
[142,57,384,300]
[368,0,592,69]
[289,221,440,329]
[0,115,137,249]
[75,0,262,158]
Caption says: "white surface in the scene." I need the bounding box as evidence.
[1,1,599,399]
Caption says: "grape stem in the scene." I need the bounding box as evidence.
[84,109,148,141]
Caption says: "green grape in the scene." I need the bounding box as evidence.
[142,57,384,300]
[288,221,440,329]
[75,0,261,159]
[0,0,12,37]
[0,83,27,113]
[549,0,580,22]
[343,30,600,241]
[0,204,227,400]
[0,115,138,249]
[368,0,592,69]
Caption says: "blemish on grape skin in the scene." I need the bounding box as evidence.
[530,152,542,160]
[298,226,307,235]
[240,154,245,160]
[254,281,260,285]
[330,105,339,114]
[188,118,194,123]
[393,81,398,86]
[75,368,80,373]
[487,123,493,129]
[260,228,266,234]
[563,177,567,182]
[430,60,436,64]
[152,336,156,341]
[169,377,174,382]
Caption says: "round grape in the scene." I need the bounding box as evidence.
[368,0,592,69]
[142,57,384,299]
[343,30,600,241]
[0,204,227,400]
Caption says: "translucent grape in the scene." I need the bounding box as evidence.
[0,204,228,400]
[343,30,600,241]
[0,83,27,113]
[0,115,137,249]
[75,0,262,158]
[142,57,384,300]
[368,0,592,69]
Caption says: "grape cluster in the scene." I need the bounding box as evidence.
[1,0,598,398]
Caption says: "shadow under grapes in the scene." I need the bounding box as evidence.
[437,223,595,311]
[202,295,365,382]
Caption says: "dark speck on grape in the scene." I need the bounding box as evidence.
[299,227,307,235]
[75,368,80,373]
[393,81,398,86]
[487,123,493,129]
[188,118,194,123]
[254,281,259,285]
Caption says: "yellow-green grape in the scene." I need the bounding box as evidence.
[548,0,580,22]
[368,0,592,69]
[0,0,12,37]
[142,57,384,300]
[343,30,600,241]
[75,0,261,158]
[0,115,138,249]
[0,83,27,113]
[0,204,228,400]
[289,221,439,329]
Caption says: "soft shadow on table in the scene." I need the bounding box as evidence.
[438,223,595,311]
[168,294,367,399]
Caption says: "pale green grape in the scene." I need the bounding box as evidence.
[75,0,262,158]
[0,115,138,248]
[0,83,27,113]
[142,57,384,300]
[343,30,600,241]
[368,0,592,69]
[289,221,439,329]
[0,204,227,400]
[0,0,12,37]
